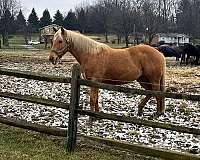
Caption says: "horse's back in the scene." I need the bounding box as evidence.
[128,44,165,79]
[129,44,165,62]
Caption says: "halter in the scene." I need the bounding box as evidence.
[51,38,71,57]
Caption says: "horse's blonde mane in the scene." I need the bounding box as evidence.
[65,29,109,54]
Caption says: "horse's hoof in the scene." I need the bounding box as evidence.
[89,116,101,122]
[149,112,164,119]
[89,116,96,122]
[148,113,158,120]
[137,110,143,116]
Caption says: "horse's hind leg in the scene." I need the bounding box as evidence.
[137,78,152,116]
[89,87,99,112]
[151,81,165,118]
[138,96,151,116]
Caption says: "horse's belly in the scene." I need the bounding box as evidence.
[103,66,141,83]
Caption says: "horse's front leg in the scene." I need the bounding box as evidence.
[89,87,99,112]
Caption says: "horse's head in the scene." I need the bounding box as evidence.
[49,27,71,65]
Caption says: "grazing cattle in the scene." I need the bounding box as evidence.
[181,43,200,65]
[49,27,166,118]
[156,44,182,61]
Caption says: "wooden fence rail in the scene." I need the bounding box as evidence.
[0,68,71,83]
[0,91,69,109]
[79,79,200,101]
[77,109,200,135]
[0,85,199,135]
[0,67,199,101]
[0,116,66,137]
[0,65,200,160]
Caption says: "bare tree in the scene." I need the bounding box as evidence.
[76,0,200,44]
[110,0,138,47]
[0,0,20,17]
[90,0,112,42]
[192,0,200,37]
[0,0,21,46]
[140,0,158,44]
[139,0,179,44]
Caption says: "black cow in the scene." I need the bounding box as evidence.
[181,43,200,65]
[157,44,182,61]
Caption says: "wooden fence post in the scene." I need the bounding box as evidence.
[67,64,81,152]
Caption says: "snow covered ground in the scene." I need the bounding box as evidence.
[0,51,199,155]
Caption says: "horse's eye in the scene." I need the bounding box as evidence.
[59,40,62,44]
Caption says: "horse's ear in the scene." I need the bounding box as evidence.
[61,27,65,35]
[53,27,58,33]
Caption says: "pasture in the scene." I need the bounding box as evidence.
[0,124,142,160]
[0,47,199,159]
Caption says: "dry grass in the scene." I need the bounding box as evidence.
[165,58,200,93]
[0,124,136,160]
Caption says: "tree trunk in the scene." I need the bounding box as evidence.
[117,34,121,44]
[125,34,129,48]
[105,31,108,43]
[24,36,28,45]
[2,31,9,46]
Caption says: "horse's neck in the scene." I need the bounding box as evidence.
[68,41,87,65]
[66,31,105,64]
[69,48,83,64]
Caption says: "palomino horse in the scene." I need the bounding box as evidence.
[49,27,166,117]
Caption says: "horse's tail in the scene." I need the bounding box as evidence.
[160,58,166,113]
[160,59,166,92]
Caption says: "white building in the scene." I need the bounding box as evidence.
[151,33,190,45]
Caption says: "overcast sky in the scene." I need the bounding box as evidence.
[20,0,92,18]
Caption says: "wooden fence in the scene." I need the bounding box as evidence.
[0,64,200,160]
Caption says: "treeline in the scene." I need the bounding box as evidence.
[0,0,200,47]
[0,7,79,46]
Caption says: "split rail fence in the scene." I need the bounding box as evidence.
[0,64,199,160]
